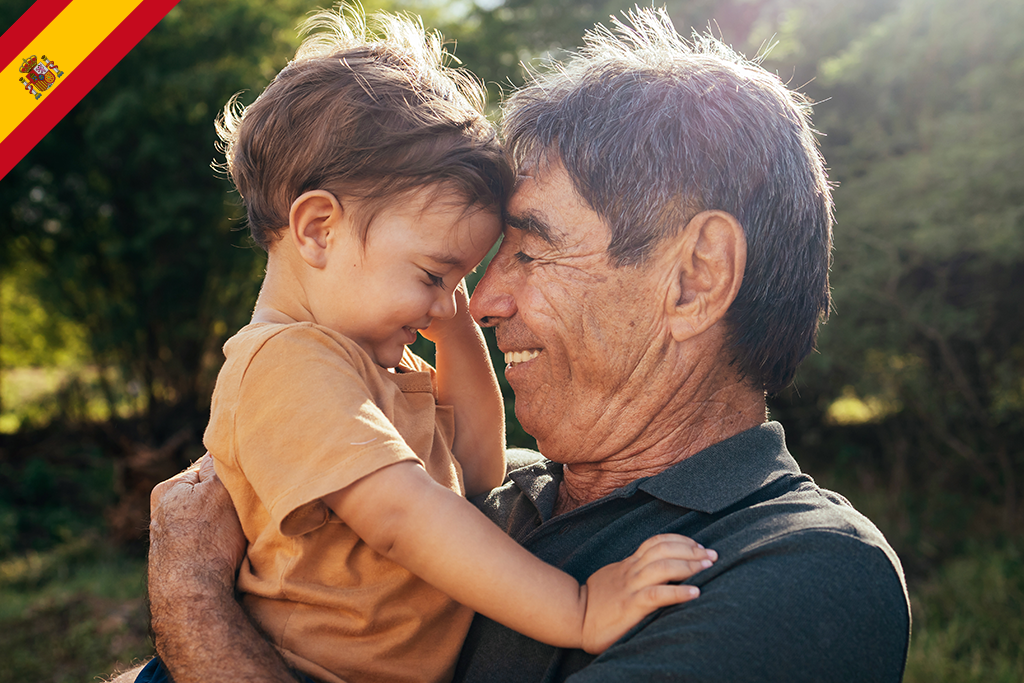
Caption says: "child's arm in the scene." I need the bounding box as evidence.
[323,460,716,654]
[421,281,505,496]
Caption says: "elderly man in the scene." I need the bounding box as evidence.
[134,9,909,683]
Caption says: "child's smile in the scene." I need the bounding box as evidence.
[315,185,502,368]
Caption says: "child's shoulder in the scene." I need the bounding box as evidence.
[224,321,383,373]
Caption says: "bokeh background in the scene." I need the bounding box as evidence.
[1,0,1022,680]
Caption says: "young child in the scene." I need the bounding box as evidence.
[151,8,716,683]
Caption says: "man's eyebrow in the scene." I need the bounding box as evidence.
[503,210,562,247]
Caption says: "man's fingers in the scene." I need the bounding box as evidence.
[197,452,217,480]
[148,451,247,576]
[149,454,214,514]
[150,464,198,513]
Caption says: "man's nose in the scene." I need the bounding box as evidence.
[470,244,518,327]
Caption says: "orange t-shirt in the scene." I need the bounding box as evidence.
[205,322,473,683]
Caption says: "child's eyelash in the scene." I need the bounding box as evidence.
[427,272,447,289]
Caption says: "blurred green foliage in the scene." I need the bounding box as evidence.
[762,0,1024,563]
[0,261,86,369]
[0,432,117,555]
[1,0,310,431]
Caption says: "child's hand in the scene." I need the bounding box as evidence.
[420,280,473,344]
[580,534,717,654]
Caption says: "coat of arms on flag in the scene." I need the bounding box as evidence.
[1,0,182,181]
[18,54,64,100]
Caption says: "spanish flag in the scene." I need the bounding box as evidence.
[0,0,180,181]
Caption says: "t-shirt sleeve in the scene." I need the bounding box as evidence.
[566,530,910,683]
[233,326,422,537]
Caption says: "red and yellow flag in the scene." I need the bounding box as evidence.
[0,0,180,181]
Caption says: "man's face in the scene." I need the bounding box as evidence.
[470,161,677,463]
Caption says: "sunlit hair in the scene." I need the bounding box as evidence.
[216,5,512,250]
[502,7,834,394]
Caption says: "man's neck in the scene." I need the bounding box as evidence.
[553,381,766,516]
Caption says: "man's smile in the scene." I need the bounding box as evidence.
[504,349,541,366]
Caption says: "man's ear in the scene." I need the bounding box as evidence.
[664,210,747,342]
[288,190,344,269]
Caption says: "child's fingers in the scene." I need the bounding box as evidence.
[633,533,702,555]
[636,583,702,610]
[630,556,715,587]
[630,535,718,565]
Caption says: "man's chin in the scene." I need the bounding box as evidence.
[514,401,551,449]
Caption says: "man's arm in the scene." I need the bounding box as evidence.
[147,455,301,683]
[104,664,146,682]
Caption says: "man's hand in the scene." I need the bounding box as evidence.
[149,453,246,584]
[148,455,298,683]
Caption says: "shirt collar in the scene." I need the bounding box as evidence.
[636,421,801,514]
[508,422,801,518]
[506,453,562,521]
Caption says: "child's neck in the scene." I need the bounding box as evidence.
[251,307,297,325]
[252,249,315,326]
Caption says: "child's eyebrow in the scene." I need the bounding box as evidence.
[425,251,468,269]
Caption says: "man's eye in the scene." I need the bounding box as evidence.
[514,251,535,264]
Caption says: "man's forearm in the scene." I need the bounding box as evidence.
[147,455,300,683]
[149,559,298,683]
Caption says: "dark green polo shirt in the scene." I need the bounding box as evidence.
[455,422,910,682]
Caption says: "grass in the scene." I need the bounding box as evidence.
[904,543,1024,683]
[0,540,152,683]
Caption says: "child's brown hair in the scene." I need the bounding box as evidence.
[217,5,512,250]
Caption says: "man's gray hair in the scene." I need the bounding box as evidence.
[501,7,833,394]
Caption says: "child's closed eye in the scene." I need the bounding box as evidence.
[424,271,447,289]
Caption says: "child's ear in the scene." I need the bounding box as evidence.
[288,190,344,269]
[664,210,747,342]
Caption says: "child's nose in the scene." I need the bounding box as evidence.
[431,291,457,320]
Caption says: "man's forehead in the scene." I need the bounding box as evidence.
[504,168,571,246]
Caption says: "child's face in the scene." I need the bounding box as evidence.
[319,187,502,368]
